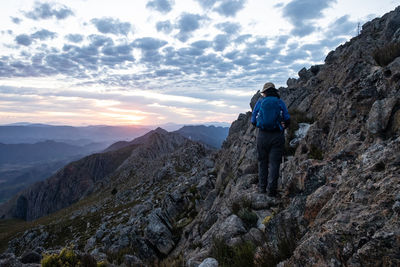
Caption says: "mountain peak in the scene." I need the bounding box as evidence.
[153,127,168,134]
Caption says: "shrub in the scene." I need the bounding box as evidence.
[41,248,97,267]
[254,229,297,266]
[308,144,323,160]
[231,197,252,215]
[154,254,184,267]
[210,237,256,267]
[255,218,300,267]
[373,42,400,67]
[237,208,258,229]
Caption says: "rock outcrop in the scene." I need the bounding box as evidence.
[1,6,400,267]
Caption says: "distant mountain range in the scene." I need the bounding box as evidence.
[104,125,229,152]
[0,124,229,204]
[0,124,151,145]
[0,122,231,144]
[174,125,229,148]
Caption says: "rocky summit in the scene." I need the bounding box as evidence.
[1,6,400,267]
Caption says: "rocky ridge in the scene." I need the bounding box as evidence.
[1,6,400,267]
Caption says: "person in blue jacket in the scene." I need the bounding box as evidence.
[251,82,290,197]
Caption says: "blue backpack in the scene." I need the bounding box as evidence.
[256,97,281,130]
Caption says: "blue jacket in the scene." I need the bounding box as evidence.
[251,96,290,131]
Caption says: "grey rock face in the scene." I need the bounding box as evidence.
[145,210,175,255]
[366,97,398,134]
[199,257,218,267]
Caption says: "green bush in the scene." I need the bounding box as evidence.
[41,248,97,267]
[373,42,400,67]
[210,237,256,267]
[254,227,298,266]
[237,208,258,229]
[231,197,252,215]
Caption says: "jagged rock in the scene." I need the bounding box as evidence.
[366,97,398,134]
[124,254,143,266]
[214,215,247,241]
[286,78,297,88]
[304,185,335,224]
[196,177,214,199]
[199,257,218,267]
[145,210,175,255]
[250,193,280,210]
[393,201,400,213]
[298,67,311,81]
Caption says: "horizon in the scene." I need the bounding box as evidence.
[0,1,398,126]
[0,121,232,128]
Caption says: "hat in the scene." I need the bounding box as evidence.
[261,82,275,93]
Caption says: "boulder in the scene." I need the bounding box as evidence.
[366,97,398,134]
[145,210,175,255]
[199,257,218,267]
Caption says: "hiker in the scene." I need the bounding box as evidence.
[251,82,290,197]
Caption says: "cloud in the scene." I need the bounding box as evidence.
[91,18,131,35]
[156,20,173,34]
[15,34,32,46]
[146,0,174,13]
[194,0,217,9]
[133,37,167,50]
[31,29,57,40]
[11,17,22,24]
[214,0,246,17]
[291,24,316,37]
[191,40,212,49]
[25,2,74,20]
[88,34,114,47]
[216,22,241,35]
[326,15,357,37]
[175,13,206,42]
[234,34,251,44]
[213,34,230,51]
[274,2,285,8]
[65,34,84,43]
[283,0,337,36]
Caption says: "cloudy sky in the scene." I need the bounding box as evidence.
[0,0,398,126]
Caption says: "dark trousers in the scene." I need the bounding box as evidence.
[257,130,284,194]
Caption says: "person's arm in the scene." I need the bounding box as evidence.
[251,99,261,126]
[279,99,290,129]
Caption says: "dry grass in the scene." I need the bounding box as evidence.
[373,42,400,67]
